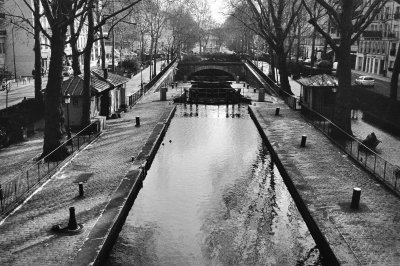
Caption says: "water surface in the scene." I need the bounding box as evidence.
[107,105,321,265]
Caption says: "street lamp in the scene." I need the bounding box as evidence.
[64,93,72,143]
[140,64,143,95]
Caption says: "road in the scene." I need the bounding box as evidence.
[0,77,47,110]
[0,62,164,110]
[351,72,400,101]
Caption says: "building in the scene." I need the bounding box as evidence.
[355,0,400,78]
[1,1,100,78]
[61,69,129,127]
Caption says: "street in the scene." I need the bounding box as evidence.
[0,77,47,110]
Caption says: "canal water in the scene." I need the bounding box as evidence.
[107,105,322,266]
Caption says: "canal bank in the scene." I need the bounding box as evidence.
[0,91,176,266]
[249,102,400,265]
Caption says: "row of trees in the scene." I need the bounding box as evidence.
[3,0,228,159]
[223,0,389,135]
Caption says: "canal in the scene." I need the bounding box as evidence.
[106,105,322,265]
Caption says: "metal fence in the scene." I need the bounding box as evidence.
[0,120,103,217]
[301,105,400,196]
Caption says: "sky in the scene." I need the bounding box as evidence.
[207,0,229,24]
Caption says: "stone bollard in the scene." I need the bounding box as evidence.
[351,188,361,209]
[67,207,78,230]
[136,116,140,127]
[78,182,84,197]
[160,87,167,101]
[300,135,307,147]
[258,88,265,102]
[275,107,280,116]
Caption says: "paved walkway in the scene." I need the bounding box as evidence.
[0,86,174,265]
[250,101,400,265]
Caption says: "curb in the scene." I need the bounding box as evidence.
[73,106,176,266]
[248,105,340,265]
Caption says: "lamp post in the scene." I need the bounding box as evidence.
[64,93,72,143]
[332,87,337,122]
[11,19,17,81]
[140,64,143,95]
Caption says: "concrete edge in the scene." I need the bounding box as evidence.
[73,105,177,266]
[248,105,340,266]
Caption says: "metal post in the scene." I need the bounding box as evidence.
[136,116,140,127]
[300,135,307,147]
[11,21,17,81]
[350,188,361,209]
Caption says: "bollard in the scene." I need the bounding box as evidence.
[351,188,361,209]
[275,107,280,116]
[67,207,78,230]
[78,182,84,197]
[300,135,307,147]
[136,116,140,127]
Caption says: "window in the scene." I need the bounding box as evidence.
[0,42,4,54]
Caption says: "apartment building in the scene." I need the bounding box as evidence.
[1,0,100,77]
[355,0,400,78]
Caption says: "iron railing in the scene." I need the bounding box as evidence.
[301,105,400,196]
[0,120,103,217]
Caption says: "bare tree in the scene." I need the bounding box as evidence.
[241,0,303,94]
[303,0,388,135]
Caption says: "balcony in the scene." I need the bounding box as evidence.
[362,31,382,38]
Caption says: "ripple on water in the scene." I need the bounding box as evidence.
[107,105,323,266]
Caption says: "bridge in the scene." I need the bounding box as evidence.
[175,59,277,96]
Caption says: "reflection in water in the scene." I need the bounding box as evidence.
[107,105,322,266]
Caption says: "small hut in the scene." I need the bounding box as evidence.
[297,74,338,118]
[61,70,129,127]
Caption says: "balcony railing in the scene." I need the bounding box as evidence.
[362,31,382,38]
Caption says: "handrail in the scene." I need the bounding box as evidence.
[0,120,103,217]
[301,104,400,196]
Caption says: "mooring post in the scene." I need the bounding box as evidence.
[67,207,78,230]
[351,188,361,209]
[300,135,307,147]
[78,182,84,197]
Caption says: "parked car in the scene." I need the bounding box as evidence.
[62,66,73,77]
[355,76,374,87]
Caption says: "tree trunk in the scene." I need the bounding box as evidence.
[311,29,316,67]
[390,44,400,100]
[333,45,352,136]
[268,47,276,82]
[41,27,68,160]
[69,22,82,75]
[153,38,158,78]
[277,49,292,95]
[81,0,95,128]
[33,0,43,105]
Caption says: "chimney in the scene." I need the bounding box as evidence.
[103,68,108,79]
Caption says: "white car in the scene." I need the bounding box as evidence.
[355,76,374,87]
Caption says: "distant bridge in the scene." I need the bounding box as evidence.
[175,60,277,96]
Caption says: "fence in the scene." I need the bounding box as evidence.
[0,120,103,217]
[301,105,400,196]
[127,58,177,108]
[246,59,301,110]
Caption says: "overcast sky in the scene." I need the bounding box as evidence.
[207,0,229,24]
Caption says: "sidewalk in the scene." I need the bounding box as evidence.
[0,82,174,266]
[250,102,400,265]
